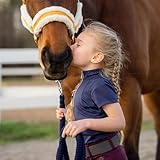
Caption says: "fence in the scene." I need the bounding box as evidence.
[0,48,43,85]
[0,48,59,122]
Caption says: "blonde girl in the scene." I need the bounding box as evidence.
[56,21,128,160]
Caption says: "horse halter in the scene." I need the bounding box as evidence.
[20,0,83,41]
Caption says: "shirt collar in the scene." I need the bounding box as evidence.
[82,69,101,78]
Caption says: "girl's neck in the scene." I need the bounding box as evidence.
[81,64,102,71]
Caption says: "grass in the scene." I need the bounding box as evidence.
[0,121,59,144]
[141,120,154,132]
[0,120,154,145]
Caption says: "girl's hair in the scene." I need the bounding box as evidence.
[83,21,125,99]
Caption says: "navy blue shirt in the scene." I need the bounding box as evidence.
[73,69,118,144]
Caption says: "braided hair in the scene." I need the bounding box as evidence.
[66,21,125,121]
[83,21,125,100]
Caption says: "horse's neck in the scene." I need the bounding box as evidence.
[82,0,104,20]
[82,0,134,22]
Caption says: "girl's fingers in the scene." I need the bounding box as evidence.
[62,123,71,138]
[62,122,77,138]
[56,108,66,114]
[56,112,65,119]
[62,128,66,138]
[56,108,66,120]
[56,115,63,119]
[56,113,65,119]
[68,127,77,137]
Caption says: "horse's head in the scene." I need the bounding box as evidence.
[20,0,83,80]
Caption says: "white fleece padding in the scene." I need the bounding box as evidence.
[32,6,75,26]
[20,1,83,40]
[33,15,75,38]
[20,4,33,33]
[32,6,76,37]
[75,1,83,33]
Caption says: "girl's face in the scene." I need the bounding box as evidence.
[70,32,97,70]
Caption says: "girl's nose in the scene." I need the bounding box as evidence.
[70,43,75,51]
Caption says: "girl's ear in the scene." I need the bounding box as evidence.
[91,52,104,64]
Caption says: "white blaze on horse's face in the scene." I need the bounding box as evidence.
[20,0,83,41]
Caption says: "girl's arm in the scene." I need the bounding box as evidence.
[62,103,126,138]
[85,103,126,132]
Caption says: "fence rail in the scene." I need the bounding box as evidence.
[0,48,43,85]
[0,48,59,112]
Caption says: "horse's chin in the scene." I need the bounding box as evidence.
[43,71,67,80]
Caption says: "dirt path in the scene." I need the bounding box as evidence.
[0,130,156,160]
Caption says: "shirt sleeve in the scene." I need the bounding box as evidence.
[91,81,118,108]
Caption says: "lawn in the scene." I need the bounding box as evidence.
[0,121,59,144]
[0,120,154,145]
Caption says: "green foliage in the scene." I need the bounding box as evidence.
[0,121,59,144]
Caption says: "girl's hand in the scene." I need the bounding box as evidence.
[56,108,66,120]
[62,119,88,138]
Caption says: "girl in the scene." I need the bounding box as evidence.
[56,21,128,160]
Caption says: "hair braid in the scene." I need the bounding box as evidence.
[83,21,125,100]
[111,61,121,100]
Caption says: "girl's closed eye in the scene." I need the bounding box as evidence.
[76,42,80,47]
[75,38,83,47]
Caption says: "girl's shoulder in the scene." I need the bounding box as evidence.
[92,72,113,86]
[89,73,116,94]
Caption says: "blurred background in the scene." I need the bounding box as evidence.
[0,0,59,145]
[0,0,35,48]
[0,1,156,160]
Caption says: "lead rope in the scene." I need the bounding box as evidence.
[55,81,85,160]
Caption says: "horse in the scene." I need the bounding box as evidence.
[20,0,160,160]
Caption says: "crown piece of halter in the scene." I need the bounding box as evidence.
[20,0,83,41]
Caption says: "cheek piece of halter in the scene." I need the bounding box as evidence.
[20,1,85,160]
[20,0,83,42]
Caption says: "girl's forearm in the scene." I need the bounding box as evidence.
[84,117,125,132]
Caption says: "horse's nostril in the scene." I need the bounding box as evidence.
[41,46,72,69]
[42,47,48,55]
[41,47,50,65]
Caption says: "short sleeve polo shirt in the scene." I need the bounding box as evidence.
[73,69,118,143]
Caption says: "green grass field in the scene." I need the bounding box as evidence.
[0,120,154,145]
[0,121,59,144]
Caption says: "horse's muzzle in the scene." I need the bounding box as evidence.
[41,46,72,80]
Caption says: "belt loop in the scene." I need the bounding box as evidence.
[86,144,93,158]
[108,139,115,149]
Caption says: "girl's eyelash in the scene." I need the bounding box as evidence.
[76,43,80,46]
